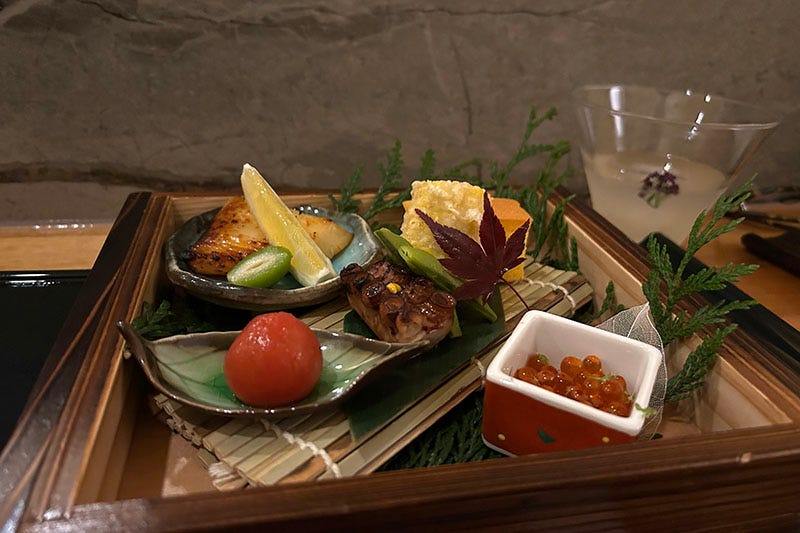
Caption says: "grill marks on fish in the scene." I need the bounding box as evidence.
[183,196,353,277]
[341,260,455,344]
[185,197,268,276]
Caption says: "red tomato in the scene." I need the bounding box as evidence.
[224,312,322,407]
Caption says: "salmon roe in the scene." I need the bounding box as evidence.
[513,353,633,417]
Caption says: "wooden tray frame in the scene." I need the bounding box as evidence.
[4,190,800,531]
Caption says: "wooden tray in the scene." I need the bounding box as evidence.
[4,190,800,531]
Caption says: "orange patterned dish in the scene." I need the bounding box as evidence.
[482,311,661,456]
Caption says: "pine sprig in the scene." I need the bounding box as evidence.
[642,179,759,401]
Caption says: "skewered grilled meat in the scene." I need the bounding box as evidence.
[340,260,455,344]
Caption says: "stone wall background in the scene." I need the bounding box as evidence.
[1,0,798,222]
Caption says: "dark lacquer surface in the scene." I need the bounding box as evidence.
[0,271,87,451]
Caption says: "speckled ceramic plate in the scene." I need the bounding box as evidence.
[164,205,381,311]
[117,321,431,418]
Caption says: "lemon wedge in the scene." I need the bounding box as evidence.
[240,164,336,287]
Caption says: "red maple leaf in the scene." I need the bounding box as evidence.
[416,191,530,304]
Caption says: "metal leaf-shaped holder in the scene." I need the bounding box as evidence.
[117,321,431,418]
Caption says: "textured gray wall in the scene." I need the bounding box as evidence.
[1,0,798,221]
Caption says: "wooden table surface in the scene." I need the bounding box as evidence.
[0,214,798,330]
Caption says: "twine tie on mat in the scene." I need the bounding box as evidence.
[208,461,240,486]
[261,419,342,478]
[517,278,576,316]
[471,356,487,388]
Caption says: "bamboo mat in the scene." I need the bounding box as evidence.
[150,260,593,489]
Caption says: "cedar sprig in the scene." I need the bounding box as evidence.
[658,299,756,345]
[441,157,483,183]
[665,324,737,401]
[513,148,578,271]
[642,179,759,401]
[579,280,625,324]
[327,165,364,214]
[132,300,215,340]
[472,106,577,270]
[418,149,436,181]
[485,106,564,198]
[380,393,502,470]
[361,141,411,226]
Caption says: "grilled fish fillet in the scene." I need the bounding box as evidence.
[185,196,353,276]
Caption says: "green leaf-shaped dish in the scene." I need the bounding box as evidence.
[117,321,431,418]
[163,205,381,312]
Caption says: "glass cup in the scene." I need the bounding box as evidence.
[573,84,780,244]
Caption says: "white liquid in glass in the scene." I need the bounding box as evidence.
[583,151,728,243]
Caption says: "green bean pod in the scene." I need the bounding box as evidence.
[398,245,497,323]
[373,227,411,266]
[374,227,497,323]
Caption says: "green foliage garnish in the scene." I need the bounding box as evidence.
[643,179,759,402]
[327,165,364,214]
[578,280,624,324]
[634,403,658,417]
[361,141,411,226]
[131,300,216,340]
[480,107,568,198]
[418,149,437,181]
[379,392,503,471]
[665,324,738,401]
[472,107,578,271]
[516,171,578,271]
[131,293,253,340]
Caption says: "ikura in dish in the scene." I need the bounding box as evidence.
[482,310,661,456]
[513,353,633,417]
